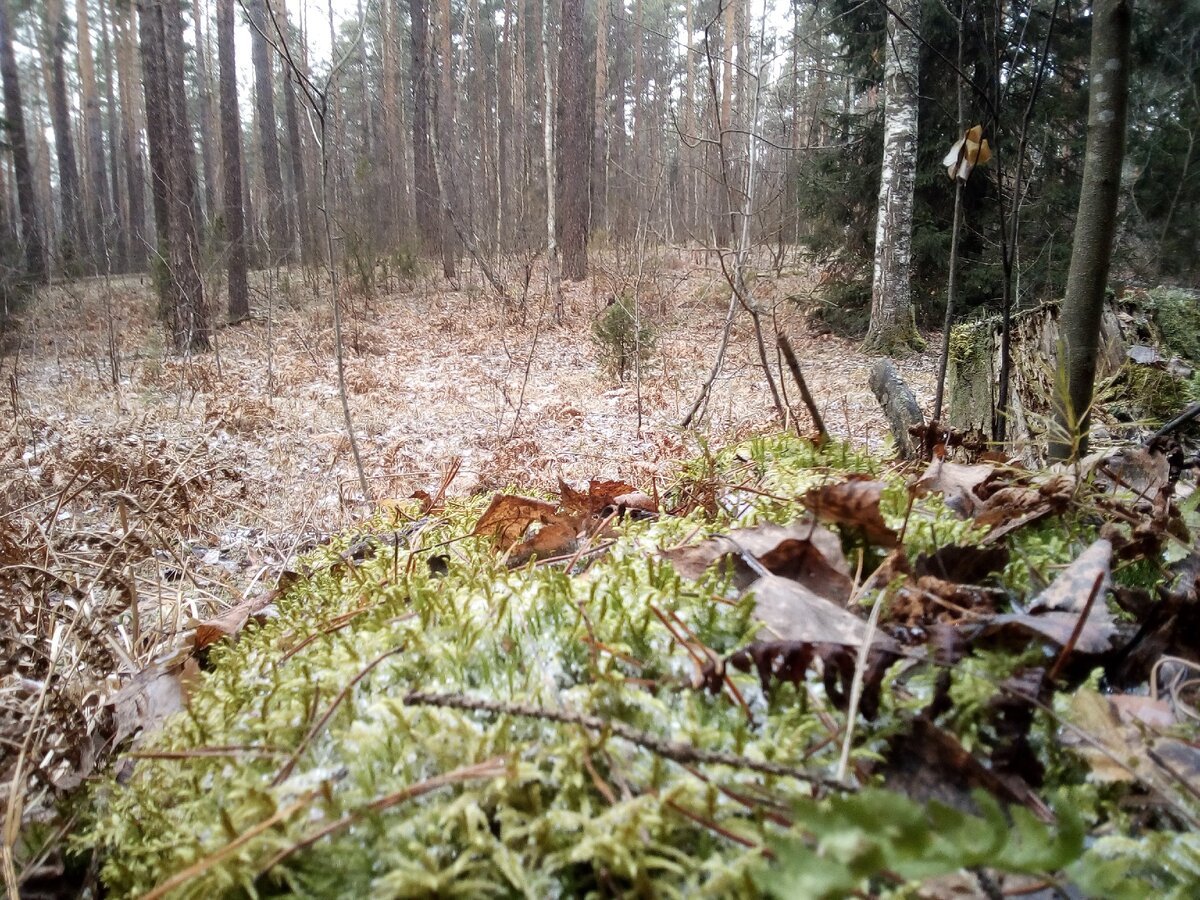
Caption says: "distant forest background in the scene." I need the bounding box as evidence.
[0,0,1195,336]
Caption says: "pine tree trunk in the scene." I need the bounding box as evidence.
[193,4,219,227]
[410,0,441,253]
[139,0,209,351]
[862,0,924,355]
[542,0,561,319]
[116,2,148,269]
[99,0,129,271]
[556,0,588,280]
[138,0,171,282]
[78,0,114,268]
[248,0,291,263]
[217,0,249,321]
[278,0,314,266]
[41,0,83,270]
[162,0,209,348]
[1050,0,1132,460]
[591,0,608,235]
[436,0,456,278]
[0,0,47,281]
[380,0,402,246]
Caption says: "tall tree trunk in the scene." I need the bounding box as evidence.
[591,0,608,235]
[278,0,314,265]
[436,0,456,278]
[78,0,114,268]
[410,0,441,253]
[139,0,171,280]
[99,0,129,271]
[542,0,561,319]
[193,3,219,227]
[862,0,923,355]
[556,0,588,279]
[380,0,402,245]
[0,0,47,281]
[41,0,83,270]
[116,1,148,269]
[1050,0,1132,460]
[248,0,291,263]
[217,0,249,321]
[682,0,694,234]
[139,0,209,351]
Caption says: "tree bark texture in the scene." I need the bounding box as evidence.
[139,0,209,351]
[556,0,588,279]
[41,0,83,269]
[410,0,441,253]
[869,358,924,459]
[279,0,315,265]
[591,0,608,234]
[0,0,47,281]
[863,0,923,355]
[193,5,220,227]
[77,0,114,266]
[116,1,148,269]
[1050,0,1133,460]
[217,0,249,321]
[249,0,291,262]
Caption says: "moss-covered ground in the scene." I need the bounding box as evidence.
[81,436,1200,898]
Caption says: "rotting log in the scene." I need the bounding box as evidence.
[870,359,924,459]
[946,299,1126,460]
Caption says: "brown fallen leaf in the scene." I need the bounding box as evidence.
[506,520,578,566]
[976,473,1075,541]
[983,539,1116,654]
[1064,688,1200,796]
[663,519,852,601]
[195,590,279,650]
[557,478,637,517]
[801,477,898,548]
[748,574,889,647]
[472,493,575,551]
[913,458,997,517]
[108,647,201,747]
[1096,446,1172,516]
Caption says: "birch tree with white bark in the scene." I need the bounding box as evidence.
[862,0,924,355]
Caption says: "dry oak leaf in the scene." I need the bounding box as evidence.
[473,493,580,564]
[473,494,571,549]
[557,477,638,516]
[801,476,898,548]
[976,473,1075,541]
[194,590,279,650]
[983,538,1116,654]
[663,519,852,602]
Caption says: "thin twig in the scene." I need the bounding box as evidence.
[402,690,850,790]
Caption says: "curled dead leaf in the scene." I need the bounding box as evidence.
[663,519,852,602]
[801,477,898,548]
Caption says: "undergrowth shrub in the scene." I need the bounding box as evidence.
[592,295,656,381]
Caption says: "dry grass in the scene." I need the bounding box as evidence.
[0,250,935,873]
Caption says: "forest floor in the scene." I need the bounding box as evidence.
[5,251,935,581]
[0,252,935,828]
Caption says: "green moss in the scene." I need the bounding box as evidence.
[78,435,1194,898]
[1118,362,1196,424]
[1149,288,1200,364]
[948,320,992,366]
